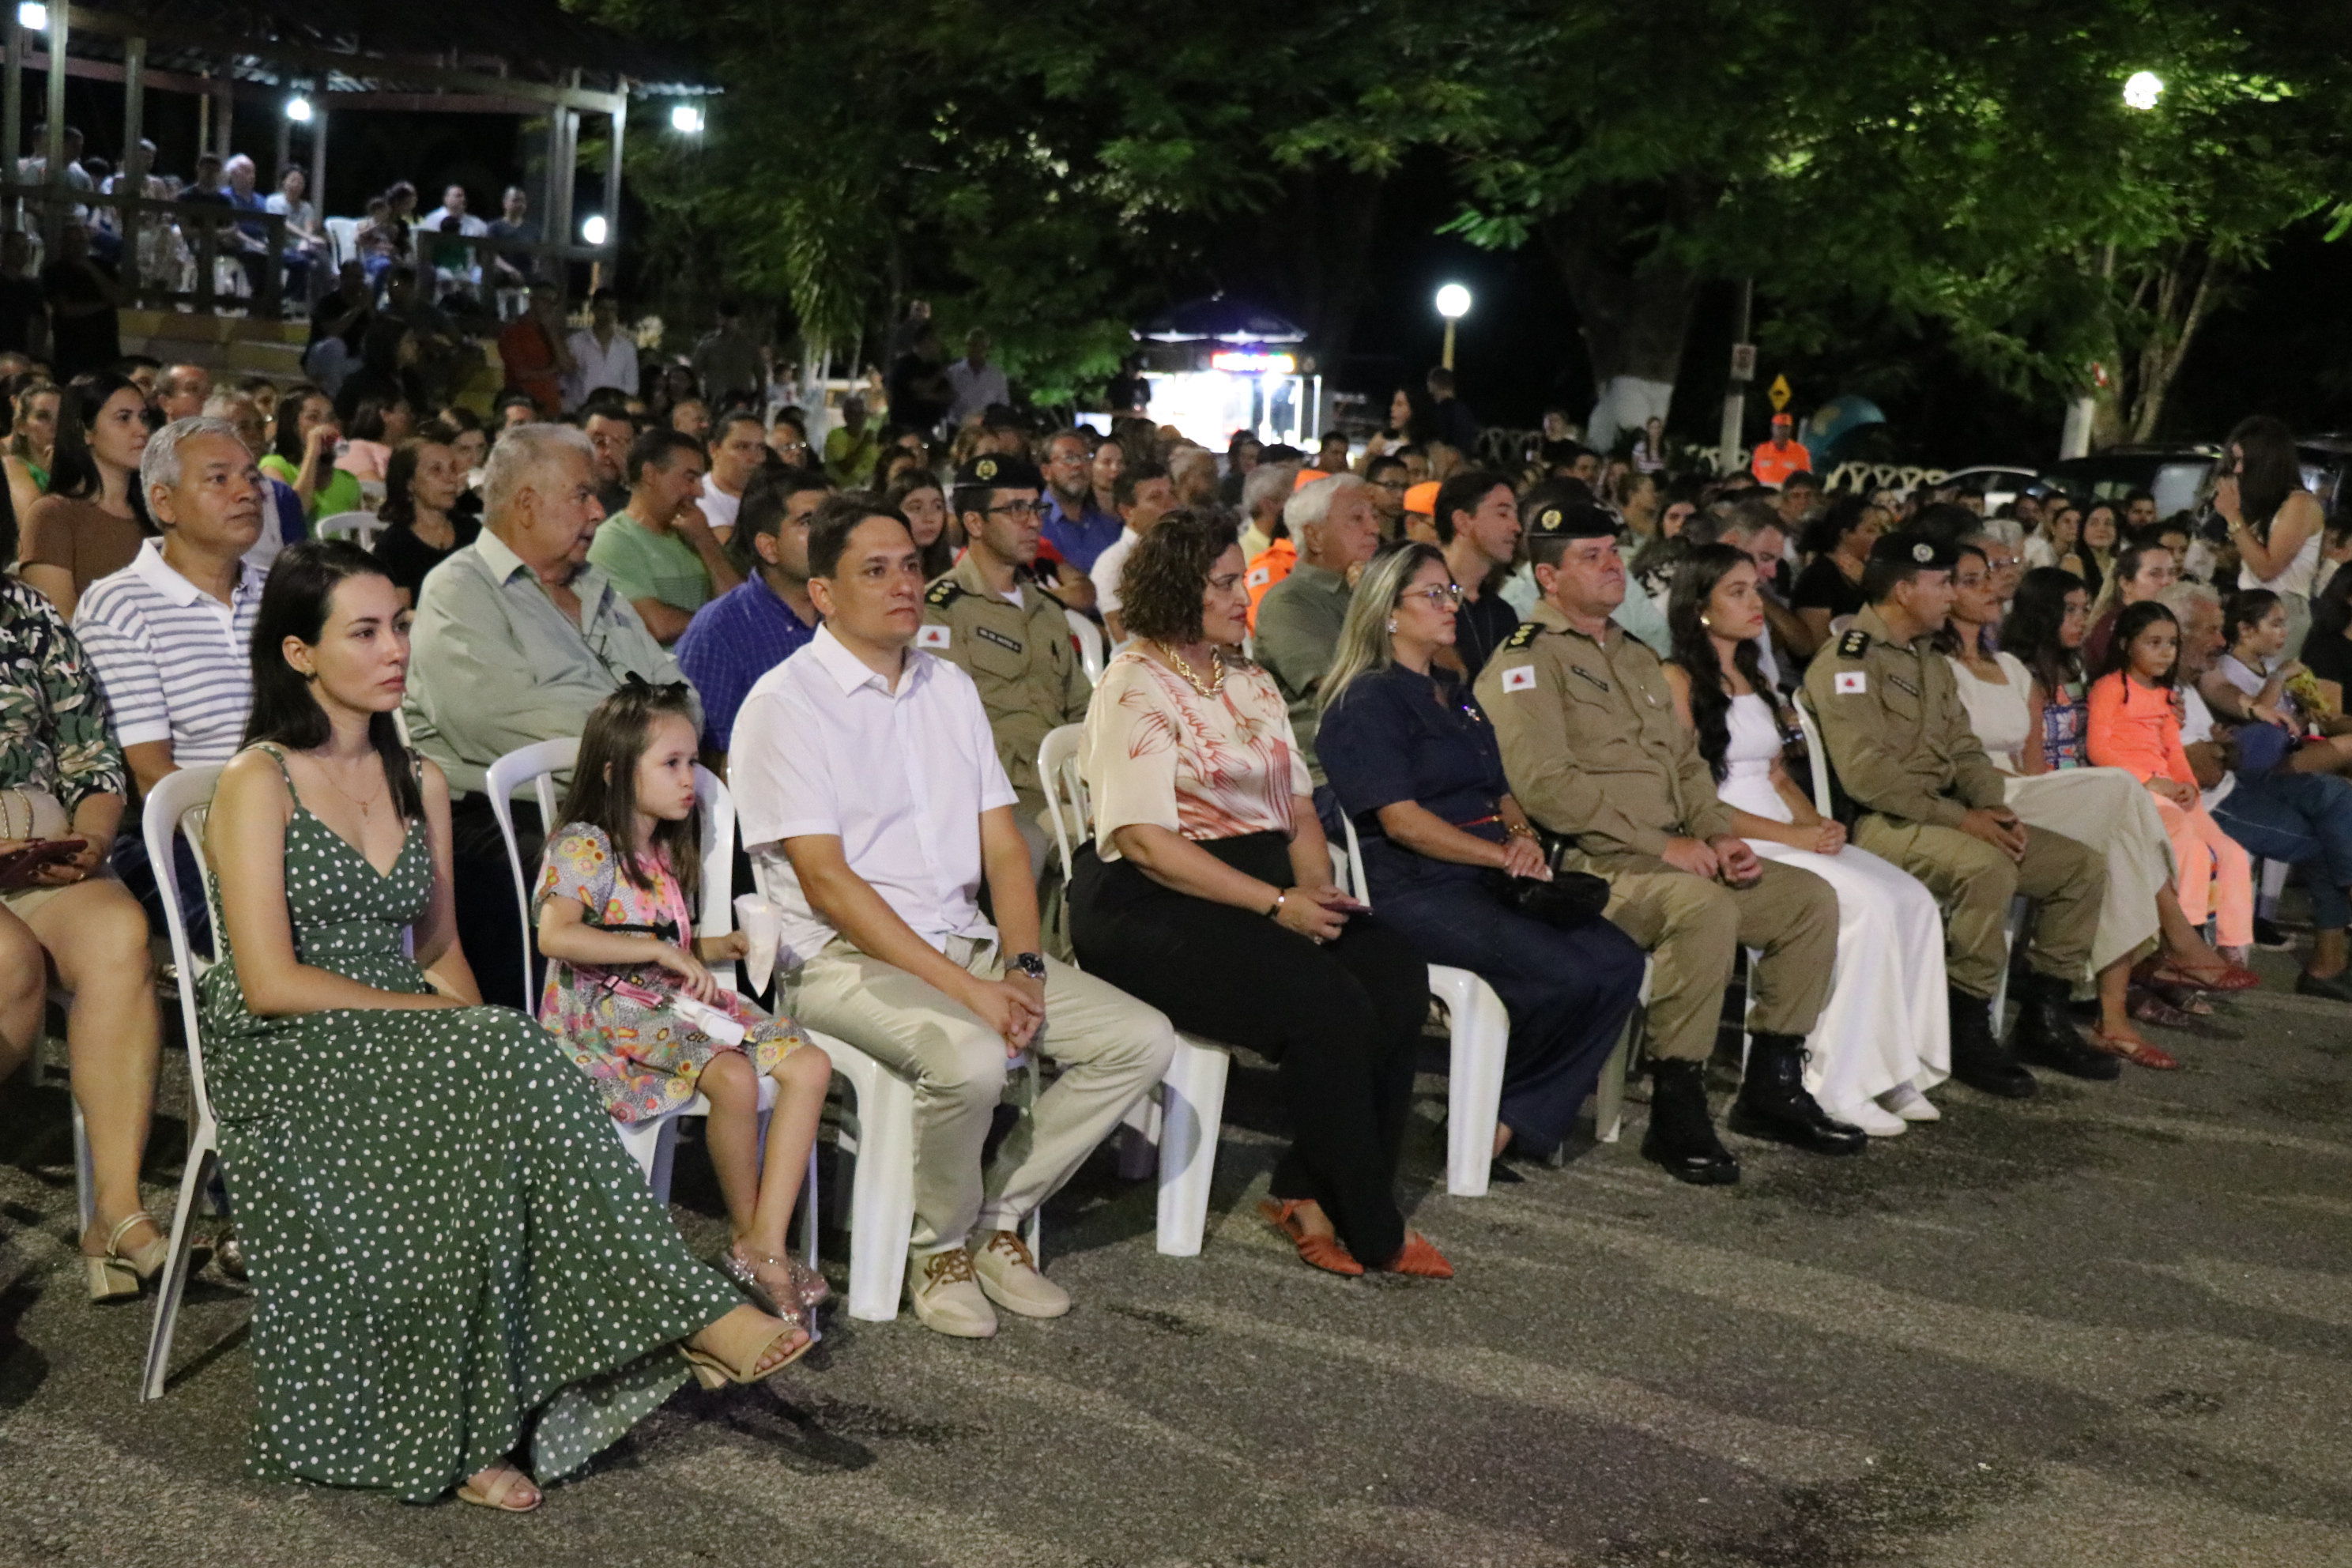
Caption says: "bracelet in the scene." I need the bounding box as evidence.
[1267,889,1287,919]
[1505,823,1539,842]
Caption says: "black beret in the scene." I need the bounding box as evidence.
[954,454,1043,492]
[1867,529,1958,571]
[1521,482,1619,541]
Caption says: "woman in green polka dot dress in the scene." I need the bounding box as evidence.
[200,536,807,1512]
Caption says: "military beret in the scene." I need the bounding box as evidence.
[954,454,1043,492]
[1868,529,1958,571]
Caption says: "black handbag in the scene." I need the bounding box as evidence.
[1483,865,1611,929]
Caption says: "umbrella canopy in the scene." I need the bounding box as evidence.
[1136,293,1307,345]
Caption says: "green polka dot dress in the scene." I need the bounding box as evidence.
[199,747,746,1502]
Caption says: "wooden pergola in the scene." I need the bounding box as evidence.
[0,0,710,305]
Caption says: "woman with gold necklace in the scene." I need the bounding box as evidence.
[1069,511,1453,1281]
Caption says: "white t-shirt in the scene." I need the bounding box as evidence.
[945,360,1009,425]
[2178,685,2236,811]
[1091,526,1143,619]
[731,626,1019,969]
[697,484,741,539]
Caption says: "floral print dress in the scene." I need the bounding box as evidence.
[533,822,812,1123]
[0,575,125,812]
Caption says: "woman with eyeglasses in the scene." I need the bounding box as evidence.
[1317,543,1646,1178]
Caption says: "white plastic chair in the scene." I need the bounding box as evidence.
[322,215,360,270]
[136,764,228,1403]
[1065,609,1105,685]
[314,511,380,549]
[1037,724,1233,1249]
[1332,812,1516,1195]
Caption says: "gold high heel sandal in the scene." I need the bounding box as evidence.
[85,1212,167,1303]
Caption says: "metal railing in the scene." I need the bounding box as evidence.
[2,179,292,315]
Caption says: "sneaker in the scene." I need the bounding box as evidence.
[2252,918,2294,952]
[969,1229,1071,1319]
[1831,1098,1908,1136]
[906,1248,997,1338]
[1877,1083,1942,1122]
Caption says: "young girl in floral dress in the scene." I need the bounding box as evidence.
[535,681,833,1313]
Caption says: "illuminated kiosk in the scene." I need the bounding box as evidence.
[1133,294,1321,449]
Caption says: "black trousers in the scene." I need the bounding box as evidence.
[447,793,541,1014]
[1069,831,1427,1265]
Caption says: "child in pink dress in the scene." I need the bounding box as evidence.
[2087,602,2254,963]
[534,682,834,1314]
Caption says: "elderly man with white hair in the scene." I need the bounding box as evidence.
[1255,471,1381,793]
[403,423,694,1008]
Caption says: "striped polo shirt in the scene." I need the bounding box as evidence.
[74,538,266,765]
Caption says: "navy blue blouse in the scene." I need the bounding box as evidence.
[1318,662,1510,893]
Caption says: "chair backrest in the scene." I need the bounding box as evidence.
[1791,691,1834,820]
[484,737,580,1010]
[1036,722,1088,884]
[315,511,380,549]
[691,763,740,993]
[322,215,360,269]
[1065,609,1105,686]
[142,765,228,1123]
[1336,810,1371,906]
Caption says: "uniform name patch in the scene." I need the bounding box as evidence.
[1501,665,1538,694]
[1834,671,1867,694]
[974,626,1022,654]
[1886,673,1919,697]
[1569,665,1610,693]
[916,625,952,650]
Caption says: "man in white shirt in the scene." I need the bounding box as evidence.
[418,183,490,239]
[733,496,1175,1340]
[697,409,766,543]
[944,329,1010,428]
[563,288,639,410]
[1091,458,1178,644]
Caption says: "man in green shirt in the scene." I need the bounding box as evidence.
[586,428,743,644]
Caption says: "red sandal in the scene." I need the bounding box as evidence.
[1380,1232,1456,1280]
[2145,959,2259,993]
[2089,1026,2180,1070]
[1259,1199,1363,1276]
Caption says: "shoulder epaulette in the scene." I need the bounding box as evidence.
[1503,620,1544,650]
[924,579,966,609]
[1836,628,1871,659]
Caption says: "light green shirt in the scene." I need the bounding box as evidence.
[585,512,713,614]
[401,529,697,795]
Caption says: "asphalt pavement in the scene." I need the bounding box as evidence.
[2,949,2349,1568]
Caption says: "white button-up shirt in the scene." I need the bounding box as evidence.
[563,326,640,410]
[733,625,1019,970]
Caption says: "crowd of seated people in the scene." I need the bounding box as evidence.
[6,338,2351,1517]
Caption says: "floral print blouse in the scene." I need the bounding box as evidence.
[1084,649,1313,860]
[0,575,125,813]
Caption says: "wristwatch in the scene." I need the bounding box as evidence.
[1011,951,1046,981]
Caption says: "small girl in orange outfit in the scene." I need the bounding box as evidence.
[2087,602,2255,966]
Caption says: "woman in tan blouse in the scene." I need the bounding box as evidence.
[20,371,153,620]
[1069,511,1450,1280]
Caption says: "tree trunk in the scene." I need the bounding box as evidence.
[1540,200,1698,449]
[2128,249,2223,443]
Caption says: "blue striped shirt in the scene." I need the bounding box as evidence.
[74,539,265,765]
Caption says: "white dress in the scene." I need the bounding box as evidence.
[1717,693,1950,1110]
[1947,651,2173,973]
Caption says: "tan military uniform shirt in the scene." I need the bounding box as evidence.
[1801,604,2007,827]
[919,553,1091,802]
[1475,598,1733,856]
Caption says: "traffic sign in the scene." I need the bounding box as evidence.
[1768,374,1792,412]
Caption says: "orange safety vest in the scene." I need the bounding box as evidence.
[1751,438,1813,488]
[1246,537,1295,631]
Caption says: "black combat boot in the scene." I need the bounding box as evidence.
[1726,1033,1868,1155]
[1641,1059,1741,1185]
[1947,985,2036,1098]
[2007,971,2122,1081]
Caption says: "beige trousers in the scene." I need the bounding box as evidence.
[1852,817,2105,997]
[786,933,1176,1255]
[1578,853,1839,1061]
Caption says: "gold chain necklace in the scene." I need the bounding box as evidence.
[311,753,386,818]
[1155,641,1225,698]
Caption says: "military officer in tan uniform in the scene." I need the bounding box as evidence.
[1476,500,1860,1185]
[1803,530,2115,1095]
[922,454,1093,873]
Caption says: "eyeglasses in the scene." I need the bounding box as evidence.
[987,500,1045,520]
[1374,479,1409,492]
[1400,584,1463,609]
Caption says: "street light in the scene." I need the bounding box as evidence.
[580,214,609,247]
[2123,70,2164,111]
[285,96,314,124]
[1434,283,1472,371]
[15,3,44,31]
[669,104,705,135]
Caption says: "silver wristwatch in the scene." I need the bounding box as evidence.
[1011,951,1046,981]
